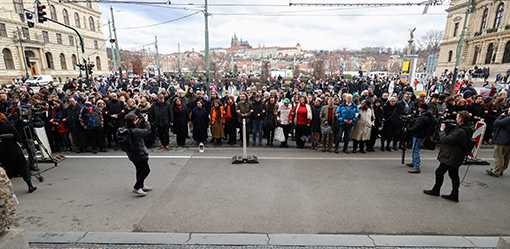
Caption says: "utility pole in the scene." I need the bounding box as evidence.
[108,19,117,72]
[177,42,181,74]
[204,0,210,94]
[155,35,161,77]
[16,27,29,79]
[110,6,122,78]
[451,0,475,95]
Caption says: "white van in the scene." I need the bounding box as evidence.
[25,75,54,87]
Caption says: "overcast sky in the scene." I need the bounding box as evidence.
[99,0,449,54]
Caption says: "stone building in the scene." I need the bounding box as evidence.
[0,0,108,84]
[436,0,510,79]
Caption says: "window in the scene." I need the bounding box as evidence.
[74,13,81,28]
[0,23,7,37]
[21,27,29,40]
[86,0,92,8]
[94,40,98,49]
[448,50,453,62]
[69,35,74,46]
[472,46,480,65]
[95,56,101,71]
[2,48,15,70]
[63,9,69,25]
[494,3,505,30]
[50,5,57,21]
[453,22,459,37]
[503,41,510,64]
[60,53,67,70]
[45,52,54,69]
[42,31,49,43]
[56,33,62,44]
[480,8,488,33]
[89,17,96,32]
[13,0,24,19]
[485,43,495,64]
[71,54,77,68]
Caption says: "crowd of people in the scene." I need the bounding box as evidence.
[1,72,510,199]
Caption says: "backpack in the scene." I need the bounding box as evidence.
[116,127,134,152]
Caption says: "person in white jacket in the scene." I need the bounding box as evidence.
[351,100,374,153]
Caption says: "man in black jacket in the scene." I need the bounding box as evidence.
[487,108,510,177]
[149,94,172,150]
[407,104,434,174]
[125,114,152,197]
[424,111,472,202]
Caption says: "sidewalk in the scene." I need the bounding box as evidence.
[28,232,505,248]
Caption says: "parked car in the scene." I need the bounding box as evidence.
[25,75,54,87]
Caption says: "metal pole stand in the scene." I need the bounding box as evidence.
[232,118,259,164]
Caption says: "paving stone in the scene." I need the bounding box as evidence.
[370,235,474,247]
[27,232,86,244]
[78,232,189,244]
[187,233,268,245]
[269,234,374,246]
[465,237,500,248]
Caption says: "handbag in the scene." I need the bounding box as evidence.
[274,127,285,142]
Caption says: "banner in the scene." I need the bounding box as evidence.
[468,120,486,160]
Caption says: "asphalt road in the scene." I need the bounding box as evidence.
[11,147,510,235]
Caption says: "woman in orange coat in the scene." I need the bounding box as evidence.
[210,99,225,145]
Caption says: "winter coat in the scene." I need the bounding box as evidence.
[149,102,172,127]
[320,105,337,128]
[191,107,209,143]
[65,104,82,132]
[408,111,434,139]
[0,121,29,178]
[210,106,225,139]
[172,105,188,137]
[382,103,403,138]
[437,125,472,167]
[79,103,103,130]
[336,103,359,126]
[311,105,322,133]
[127,122,152,162]
[351,108,374,141]
[493,115,510,145]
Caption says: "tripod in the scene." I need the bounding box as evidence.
[21,123,59,182]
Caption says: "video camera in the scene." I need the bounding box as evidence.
[18,102,45,128]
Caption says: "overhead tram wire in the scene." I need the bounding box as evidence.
[116,11,201,30]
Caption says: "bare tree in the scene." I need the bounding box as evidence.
[417,30,443,55]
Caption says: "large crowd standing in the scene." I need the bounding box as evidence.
[1,72,510,198]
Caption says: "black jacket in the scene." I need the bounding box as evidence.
[149,101,172,127]
[127,122,151,162]
[437,125,472,167]
[493,115,510,145]
[408,111,434,139]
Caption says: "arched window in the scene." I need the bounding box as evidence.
[74,13,81,28]
[448,50,453,63]
[2,48,15,70]
[71,54,77,67]
[480,8,488,33]
[50,5,57,21]
[95,56,102,71]
[485,43,495,64]
[63,9,69,25]
[472,46,480,65]
[60,53,67,70]
[503,41,510,64]
[45,52,54,69]
[494,3,505,30]
[89,17,96,32]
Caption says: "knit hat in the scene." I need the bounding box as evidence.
[282,98,290,104]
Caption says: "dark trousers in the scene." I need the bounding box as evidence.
[85,128,103,151]
[225,121,237,145]
[295,125,308,148]
[265,127,275,145]
[176,133,186,146]
[280,124,291,146]
[157,125,170,146]
[132,159,150,190]
[432,163,460,197]
[71,129,85,152]
[335,124,353,151]
[105,123,119,148]
[367,126,379,150]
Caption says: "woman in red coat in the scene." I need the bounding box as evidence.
[289,95,312,148]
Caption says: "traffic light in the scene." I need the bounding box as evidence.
[36,2,47,23]
[25,12,35,28]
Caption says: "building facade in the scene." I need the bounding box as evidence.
[0,0,108,84]
[436,0,510,79]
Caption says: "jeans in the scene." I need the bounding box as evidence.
[335,124,353,150]
[411,137,424,169]
[252,120,263,145]
[132,159,151,190]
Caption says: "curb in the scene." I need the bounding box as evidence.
[27,232,507,248]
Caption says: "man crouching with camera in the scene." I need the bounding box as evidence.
[423,111,472,203]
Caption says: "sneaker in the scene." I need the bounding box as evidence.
[132,189,147,197]
[142,186,153,192]
[408,169,421,174]
[406,163,414,168]
[486,169,501,177]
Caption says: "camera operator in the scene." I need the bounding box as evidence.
[125,113,153,197]
[406,104,435,174]
[0,113,37,193]
[424,111,473,203]
[487,108,510,177]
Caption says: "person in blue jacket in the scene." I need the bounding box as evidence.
[335,94,359,153]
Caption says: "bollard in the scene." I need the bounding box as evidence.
[232,118,259,164]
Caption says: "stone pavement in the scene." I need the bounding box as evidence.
[26,232,504,248]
